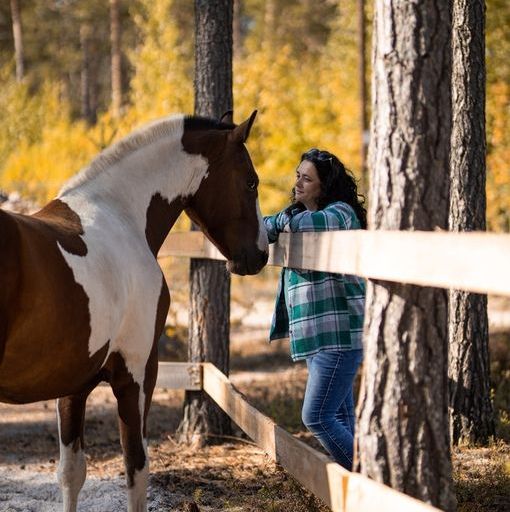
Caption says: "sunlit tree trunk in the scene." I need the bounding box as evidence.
[449,0,495,446]
[177,0,233,447]
[110,0,122,118]
[233,0,243,58]
[355,2,456,510]
[263,0,276,53]
[10,0,24,82]
[80,23,97,125]
[357,0,368,187]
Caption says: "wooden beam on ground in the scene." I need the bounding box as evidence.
[160,230,510,297]
[202,362,440,512]
[156,362,202,390]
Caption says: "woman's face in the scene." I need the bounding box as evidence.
[294,160,321,210]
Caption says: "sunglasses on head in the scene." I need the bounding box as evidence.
[305,148,333,163]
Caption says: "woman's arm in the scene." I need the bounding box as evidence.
[263,210,292,243]
[289,202,356,232]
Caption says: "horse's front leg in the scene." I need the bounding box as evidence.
[110,348,158,512]
[56,391,90,512]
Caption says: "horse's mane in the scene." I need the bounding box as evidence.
[59,114,235,197]
[183,116,235,132]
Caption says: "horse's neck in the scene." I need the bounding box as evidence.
[59,137,209,253]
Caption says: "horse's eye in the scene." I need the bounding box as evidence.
[247,180,257,191]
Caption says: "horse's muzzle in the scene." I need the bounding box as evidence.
[227,249,268,276]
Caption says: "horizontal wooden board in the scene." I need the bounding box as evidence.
[159,231,225,260]
[156,362,202,390]
[160,230,510,296]
[202,363,440,512]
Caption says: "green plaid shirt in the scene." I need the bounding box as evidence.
[264,201,365,361]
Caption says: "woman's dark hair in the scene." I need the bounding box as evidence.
[287,148,367,229]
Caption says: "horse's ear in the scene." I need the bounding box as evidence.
[220,110,234,124]
[229,110,257,144]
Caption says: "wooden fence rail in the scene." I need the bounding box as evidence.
[156,229,510,511]
[156,362,440,512]
[160,230,510,297]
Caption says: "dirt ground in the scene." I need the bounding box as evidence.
[1,330,509,511]
[0,383,327,512]
[0,327,330,512]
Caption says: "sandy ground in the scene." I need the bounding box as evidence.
[0,364,325,512]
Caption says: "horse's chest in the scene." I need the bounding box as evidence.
[58,236,162,363]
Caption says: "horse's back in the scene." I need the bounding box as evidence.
[0,203,111,403]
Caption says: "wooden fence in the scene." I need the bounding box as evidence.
[155,361,438,512]
[156,229,510,512]
[159,230,510,297]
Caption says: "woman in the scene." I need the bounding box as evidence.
[264,148,366,470]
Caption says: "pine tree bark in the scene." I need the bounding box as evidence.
[110,0,122,118]
[357,0,368,186]
[233,0,243,58]
[355,2,456,510]
[177,0,233,447]
[10,0,24,82]
[80,23,96,125]
[448,0,495,446]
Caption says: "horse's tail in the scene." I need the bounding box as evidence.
[0,209,21,364]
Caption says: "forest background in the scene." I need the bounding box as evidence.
[0,0,508,232]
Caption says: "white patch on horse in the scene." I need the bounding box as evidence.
[56,401,87,512]
[128,456,149,512]
[256,199,269,253]
[56,115,209,386]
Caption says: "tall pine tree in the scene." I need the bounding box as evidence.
[356,2,456,510]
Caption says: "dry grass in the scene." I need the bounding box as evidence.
[453,442,510,512]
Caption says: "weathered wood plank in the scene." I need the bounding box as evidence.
[345,473,442,512]
[160,230,510,296]
[272,230,510,297]
[159,231,225,260]
[156,362,202,390]
[202,363,440,512]
[100,363,201,390]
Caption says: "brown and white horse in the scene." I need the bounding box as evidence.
[0,112,268,511]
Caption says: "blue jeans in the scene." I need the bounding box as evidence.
[302,349,363,470]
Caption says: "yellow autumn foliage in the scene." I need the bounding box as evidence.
[487,81,510,231]
[127,0,193,122]
[0,0,507,232]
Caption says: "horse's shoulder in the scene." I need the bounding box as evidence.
[0,208,21,260]
[0,209,22,365]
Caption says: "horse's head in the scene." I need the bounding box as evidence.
[182,111,268,275]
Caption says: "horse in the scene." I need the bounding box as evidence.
[0,111,269,512]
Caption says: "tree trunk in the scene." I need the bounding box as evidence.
[355,2,456,511]
[177,0,233,447]
[233,0,243,58]
[263,0,276,53]
[357,0,368,188]
[110,0,122,118]
[10,0,24,82]
[449,0,495,446]
[80,23,96,125]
